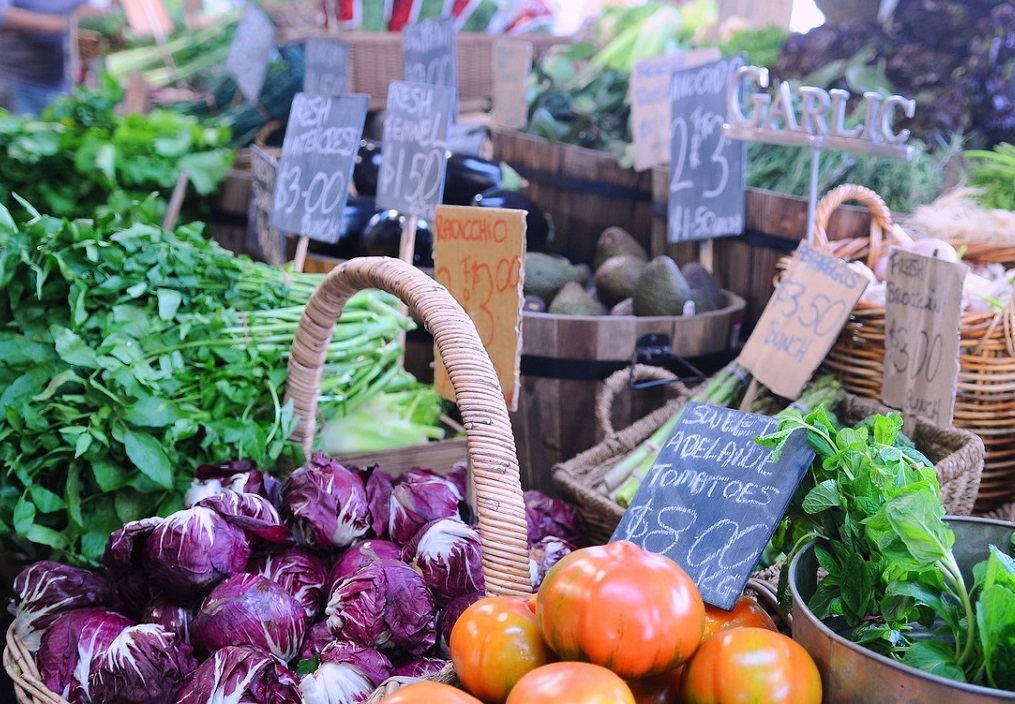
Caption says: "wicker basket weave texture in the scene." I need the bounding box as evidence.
[553,365,985,547]
[3,257,531,704]
[810,184,1015,512]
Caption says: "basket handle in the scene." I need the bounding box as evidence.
[284,257,531,597]
[813,184,894,269]
[596,364,688,436]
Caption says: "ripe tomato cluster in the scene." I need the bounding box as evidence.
[380,541,822,704]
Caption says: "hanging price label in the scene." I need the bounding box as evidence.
[739,241,868,398]
[882,248,965,426]
[403,16,457,89]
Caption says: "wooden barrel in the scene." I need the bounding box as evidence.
[510,292,746,493]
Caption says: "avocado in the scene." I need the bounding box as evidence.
[632,256,692,317]
[593,226,649,270]
[595,254,647,307]
[681,262,724,311]
[688,289,715,314]
[548,281,608,316]
[524,252,588,302]
[610,297,635,316]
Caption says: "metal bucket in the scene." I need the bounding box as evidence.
[789,516,1015,703]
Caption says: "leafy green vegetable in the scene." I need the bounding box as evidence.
[965,142,1015,212]
[0,199,417,566]
[759,407,1015,691]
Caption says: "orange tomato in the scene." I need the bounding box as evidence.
[701,594,778,641]
[536,540,705,678]
[378,681,483,704]
[505,662,636,704]
[449,595,551,703]
[627,665,685,704]
[681,627,822,704]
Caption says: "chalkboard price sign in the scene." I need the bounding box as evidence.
[226,5,276,104]
[611,402,814,609]
[269,92,369,243]
[377,80,455,221]
[403,16,457,90]
[668,54,746,243]
[304,37,349,97]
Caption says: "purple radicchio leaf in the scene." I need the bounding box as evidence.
[385,469,464,545]
[523,490,587,546]
[390,656,450,679]
[87,623,197,704]
[299,640,392,704]
[436,591,484,657]
[248,547,329,619]
[282,452,371,550]
[197,490,294,544]
[325,560,436,655]
[401,518,484,603]
[141,601,194,646]
[327,538,403,593]
[299,619,335,662]
[36,607,134,704]
[192,573,308,662]
[101,517,163,618]
[175,645,302,704]
[528,535,577,591]
[12,561,113,653]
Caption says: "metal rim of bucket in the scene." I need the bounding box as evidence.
[788,515,1015,700]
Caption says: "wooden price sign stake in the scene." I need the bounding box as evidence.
[723,65,915,243]
[226,5,277,105]
[432,205,526,411]
[611,402,815,609]
[882,248,966,426]
[739,241,868,399]
[269,93,370,270]
[667,54,747,272]
[304,38,350,97]
[377,80,455,265]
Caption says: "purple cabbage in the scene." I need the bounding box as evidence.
[300,620,336,662]
[435,592,484,657]
[282,452,371,550]
[368,468,464,545]
[401,518,484,603]
[188,460,283,508]
[390,656,449,679]
[143,505,252,599]
[327,539,402,593]
[197,490,293,544]
[523,490,586,546]
[299,641,392,704]
[248,547,329,619]
[12,561,112,653]
[87,623,197,704]
[325,560,436,655]
[141,601,194,645]
[528,535,577,591]
[175,645,302,704]
[192,573,308,662]
[36,608,134,704]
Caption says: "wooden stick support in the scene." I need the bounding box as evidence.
[738,376,761,413]
[293,236,310,274]
[161,170,189,231]
[700,239,715,273]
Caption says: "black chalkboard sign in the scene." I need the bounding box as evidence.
[611,402,814,609]
[268,92,369,243]
[304,37,349,97]
[376,80,454,221]
[225,5,276,104]
[667,54,746,243]
[403,16,457,90]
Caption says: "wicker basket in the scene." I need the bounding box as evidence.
[808,184,1015,512]
[553,364,985,547]
[4,257,531,704]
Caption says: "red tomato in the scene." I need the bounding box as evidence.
[505,662,636,704]
[378,681,483,704]
[701,594,778,641]
[536,540,705,679]
[681,627,822,704]
[627,665,685,704]
[449,595,551,703]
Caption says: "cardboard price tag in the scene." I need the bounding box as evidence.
[739,242,868,398]
[226,5,277,104]
[492,39,534,130]
[882,248,966,426]
[432,205,526,411]
[667,54,747,243]
[630,48,720,172]
[611,402,815,609]
[269,93,369,243]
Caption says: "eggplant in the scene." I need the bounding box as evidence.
[352,139,383,196]
[442,153,505,206]
[471,187,551,252]
[360,209,434,268]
